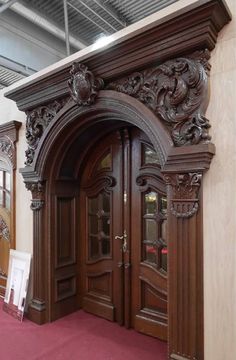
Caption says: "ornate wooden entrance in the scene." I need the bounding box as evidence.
[5,1,231,359]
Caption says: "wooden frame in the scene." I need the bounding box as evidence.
[4,1,231,359]
[0,121,21,298]
[3,249,31,321]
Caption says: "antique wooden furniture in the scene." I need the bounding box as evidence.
[0,121,21,298]
[5,1,231,359]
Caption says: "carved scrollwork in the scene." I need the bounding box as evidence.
[84,175,116,194]
[0,216,10,242]
[0,136,14,167]
[25,181,45,211]
[68,62,104,106]
[107,50,211,146]
[164,172,202,218]
[30,200,44,211]
[25,98,69,166]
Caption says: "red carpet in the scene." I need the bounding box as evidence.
[0,302,167,360]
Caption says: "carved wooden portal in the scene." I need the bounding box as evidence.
[5,2,231,359]
[22,53,214,360]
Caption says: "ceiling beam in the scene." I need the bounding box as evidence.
[0,0,17,14]
[68,1,110,35]
[63,0,70,56]
[93,0,127,28]
[79,0,119,32]
[0,0,87,50]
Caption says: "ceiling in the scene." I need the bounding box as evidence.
[0,0,179,88]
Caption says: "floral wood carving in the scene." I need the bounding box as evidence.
[68,63,104,106]
[164,173,202,218]
[25,181,45,211]
[25,98,69,166]
[0,136,14,167]
[0,216,10,242]
[107,50,211,146]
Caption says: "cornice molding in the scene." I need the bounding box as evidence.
[4,0,231,111]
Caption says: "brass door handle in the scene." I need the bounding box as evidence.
[115,230,128,253]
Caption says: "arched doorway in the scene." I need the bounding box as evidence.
[43,94,171,340]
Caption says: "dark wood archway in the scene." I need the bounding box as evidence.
[5,1,231,359]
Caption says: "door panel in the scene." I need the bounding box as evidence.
[131,128,167,340]
[80,127,167,339]
[51,180,78,320]
[80,131,123,323]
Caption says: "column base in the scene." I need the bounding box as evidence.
[27,299,47,325]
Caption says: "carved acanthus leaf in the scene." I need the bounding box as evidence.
[68,62,104,106]
[0,136,14,167]
[30,199,44,211]
[164,173,202,218]
[25,98,69,166]
[25,181,44,199]
[107,50,211,146]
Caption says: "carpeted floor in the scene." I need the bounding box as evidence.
[0,302,167,360]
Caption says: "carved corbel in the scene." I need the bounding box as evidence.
[68,63,104,106]
[25,181,45,211]
[163,172,202,218]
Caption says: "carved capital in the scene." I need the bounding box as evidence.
[68,62,104,105]
[25,181,45,211]
[25,98,69,166]
[30,199,44,211]
[107,50,211,146]
[164,172,202,218]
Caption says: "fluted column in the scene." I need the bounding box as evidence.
[164,173,204,360]
[25,181,46,324]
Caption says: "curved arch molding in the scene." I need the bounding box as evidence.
[5,1,231,360]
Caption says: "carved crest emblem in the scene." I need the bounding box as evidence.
[68,63,104,106]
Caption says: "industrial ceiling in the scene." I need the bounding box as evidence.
[0,0,179,88]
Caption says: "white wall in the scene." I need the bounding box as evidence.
[0,9,67,71]
[0,90,32,254]
[204,0,236,359]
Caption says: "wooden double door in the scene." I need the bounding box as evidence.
[80,127,167,340]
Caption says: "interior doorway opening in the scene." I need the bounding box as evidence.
[49,123,168,341]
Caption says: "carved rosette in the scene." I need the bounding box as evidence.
[164,173,202,218]
[68,62,104,106]
[107,50,211,146]
[0,136,15,168]
[25,98,69,166]
[25,181,45,211]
